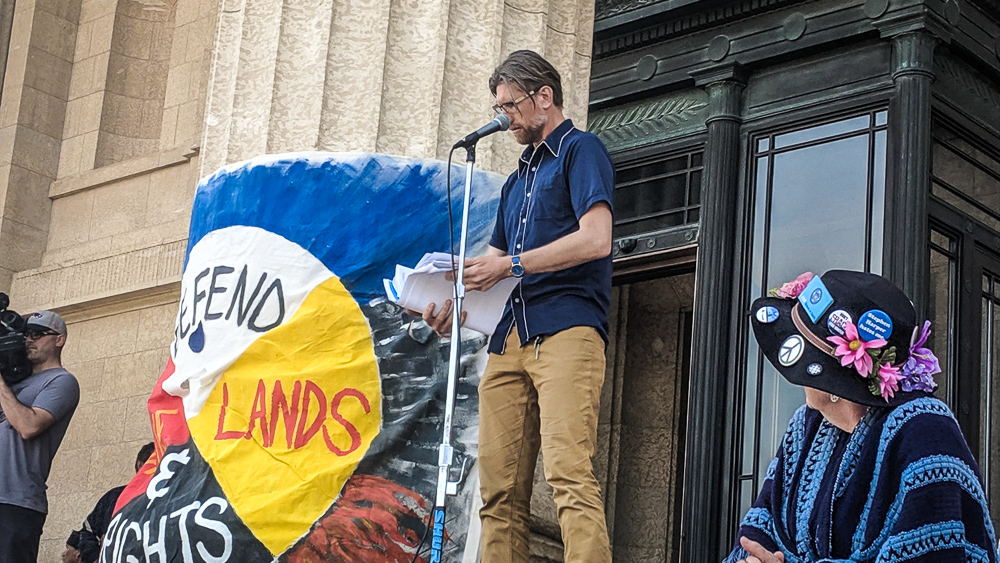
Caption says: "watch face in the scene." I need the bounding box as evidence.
[510,258,524,278]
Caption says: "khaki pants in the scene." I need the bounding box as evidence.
[478,326,611,563]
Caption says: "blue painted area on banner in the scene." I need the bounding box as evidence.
[187,153,504,301]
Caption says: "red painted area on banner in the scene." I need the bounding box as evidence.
[286,474,441,563]
[115,357,189,512]
[214,380,371,456]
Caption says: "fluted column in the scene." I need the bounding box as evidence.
[682,63,748,563]
[200,0,596,177]
[885,30,938,318]
[318,0,392,153]
[435,0,504,169]
[376,0,452,159]
[266,0,334,153]
[226,0,282,162]
[200,0,246,176]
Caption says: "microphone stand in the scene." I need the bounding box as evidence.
[429,142,476,563]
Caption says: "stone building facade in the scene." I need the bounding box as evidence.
[11,0,999,562]
[0,0,598,560]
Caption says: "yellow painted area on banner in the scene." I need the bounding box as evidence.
[188,276,381,555]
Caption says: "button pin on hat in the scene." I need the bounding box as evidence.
[798,275,834,323]
[779,335,805,366]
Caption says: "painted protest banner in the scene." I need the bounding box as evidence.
[103,153,504,562]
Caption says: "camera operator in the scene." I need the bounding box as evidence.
[0,311,80,563]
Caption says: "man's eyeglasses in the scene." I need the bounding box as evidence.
[492,91,535,115]
[25,330,60,341]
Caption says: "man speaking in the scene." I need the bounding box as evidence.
[424,50,614,563]
[0,311,80,562]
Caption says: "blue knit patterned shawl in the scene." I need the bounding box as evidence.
[724,397,998,562]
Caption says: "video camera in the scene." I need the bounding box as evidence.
[0,293,32,384]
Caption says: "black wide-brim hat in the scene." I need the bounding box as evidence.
[751,270,931,407]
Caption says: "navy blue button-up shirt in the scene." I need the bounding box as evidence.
[487,119,615,354]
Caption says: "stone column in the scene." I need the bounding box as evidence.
[199,0,596,178]
[227,0,282,162]
[0,0,15,99]
[872,4,953,317]
[885,29,939,318]
[0,0,79,290]
[681,63,748,563]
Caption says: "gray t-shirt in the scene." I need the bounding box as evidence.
[0,367,80,513]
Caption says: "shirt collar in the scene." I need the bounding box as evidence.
[517,119,576,174]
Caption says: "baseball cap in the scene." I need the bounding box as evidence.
[25,310,68,336]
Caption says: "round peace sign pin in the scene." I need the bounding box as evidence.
[779,335,805,367]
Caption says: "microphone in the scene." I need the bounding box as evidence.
[453,114,511,149]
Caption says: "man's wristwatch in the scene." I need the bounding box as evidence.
[510,256,525,278]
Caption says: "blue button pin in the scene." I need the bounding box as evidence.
[857,309,893,342]
[756,306,779,324]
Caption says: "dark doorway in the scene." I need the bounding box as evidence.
[605,273,693,562]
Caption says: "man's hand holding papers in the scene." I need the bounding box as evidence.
[384,252,519,336]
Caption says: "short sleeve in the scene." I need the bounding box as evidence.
[565,134,615,220]
[32,372,80,421]
[489,176,514,252]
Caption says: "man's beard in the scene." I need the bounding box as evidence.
[514,112,547,145]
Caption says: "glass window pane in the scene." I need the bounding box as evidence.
[614,213,686,237]
[932,138,1000,227]
[742,155,770,501]
[931,229,951,250]
[757,137,771,153]
[928,240,956,405]
[931,183,1000,233]
[750,157,769,299]
[869,131,887,275]
[739,478,757,523]
[744,117,883,498]
[981,295,990,471]
[689,170,702,206]
[875,111,888,127]
[766,134,870,281]
[613,150,704,244]
[988,296,1000,531]
[773,115,871,150]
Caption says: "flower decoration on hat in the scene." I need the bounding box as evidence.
[901,321,941,393]
[769,272,814,299]
[826,322,902,401]
[828,322,885,377]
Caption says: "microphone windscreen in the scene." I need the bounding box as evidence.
[495,114,511,131]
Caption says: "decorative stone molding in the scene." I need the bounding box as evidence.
[872,4,954,44]
[49,146,200,199]
[595,0,665,21]
[594,0,799,58]
[588,93,708,152]
[936,53,1000,112]
[10,240,186,313]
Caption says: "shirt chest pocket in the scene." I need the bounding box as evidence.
[529,172,574,220]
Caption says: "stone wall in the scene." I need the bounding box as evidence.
[0,0,602,560]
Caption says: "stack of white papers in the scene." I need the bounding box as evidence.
[383,252,519,335]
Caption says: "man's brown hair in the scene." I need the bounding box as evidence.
[489,50,563,108]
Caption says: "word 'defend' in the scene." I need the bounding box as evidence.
[215,380,372,457]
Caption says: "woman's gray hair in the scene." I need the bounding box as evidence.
[489,50,564,108]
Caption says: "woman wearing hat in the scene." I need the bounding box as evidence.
[726,270,998,563]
